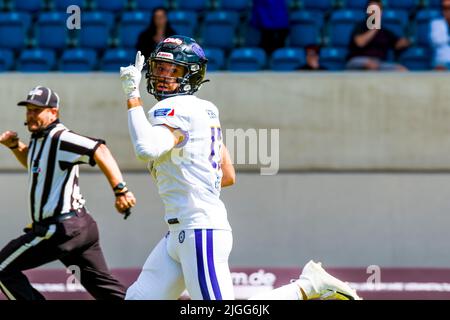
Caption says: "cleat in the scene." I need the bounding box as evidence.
[296,260,362,300]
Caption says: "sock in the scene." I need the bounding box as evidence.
[248,282,304,300]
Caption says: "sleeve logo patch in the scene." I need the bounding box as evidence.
[206,109,217,119]
[154,108,175,117]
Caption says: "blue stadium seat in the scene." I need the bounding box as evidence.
[399,47,431,70]
[203,48,225,71]
[228,47,267,71]
[168,11,198,38]
[289,10,324,47]
[202,11,239,50]
[0,49,14,71]
[18,49,56,72]
[319,47,348,70]
[53,0,87,11]
[60,48,97,71]
[101,48,135,72]
[271,48,305,71]
[328,10,366,47]
[93,0,127,12]
[176,0,209,11]
[36,12,69,50]
[386,0,417,10]
[0,12,31,50]
[345,0,367,9]
[382,9,409,37]
[119,11,151,48]
[301,0,333,11]
[427,0,442,8]
[242,25,261,47]
[78,12,115,49]
[415,9,442,46]
[134,0,167,11]
[9,0,43,12]
[217,0,251,11]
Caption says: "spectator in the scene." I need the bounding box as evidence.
[250,0,290,55]
[299,45,327,70]
[346,0,410,71]
[430,0,450,70]
[136,7,176,60]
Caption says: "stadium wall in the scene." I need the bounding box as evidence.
[1,73,450,268]
[1,73,450,171]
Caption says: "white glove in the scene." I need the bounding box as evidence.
[120,51,145,100]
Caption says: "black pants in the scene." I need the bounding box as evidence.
[0,208,126,300]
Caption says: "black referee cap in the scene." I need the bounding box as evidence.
[17,86,60,109]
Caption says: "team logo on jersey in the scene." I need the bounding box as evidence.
[178,230,185,243]
[154,108,175,117]
[206,109,217,119]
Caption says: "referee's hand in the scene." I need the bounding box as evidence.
[0,131,19,148]
[115,191,136,216]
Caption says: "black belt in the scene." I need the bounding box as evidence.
[167,218,180,225]
[38,211,77,225]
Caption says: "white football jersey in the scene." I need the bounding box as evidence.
[147,95,231,231]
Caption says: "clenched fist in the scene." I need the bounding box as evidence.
[0,131,19,149]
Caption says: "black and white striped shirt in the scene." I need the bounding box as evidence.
[27,120,104,222]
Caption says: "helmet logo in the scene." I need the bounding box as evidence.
[192,43,206,59]
[157,52,174,60]
[163,37,183,45]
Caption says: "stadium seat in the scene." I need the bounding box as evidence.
[319,47,348,70]
[301,0,333,11]
[93,0,127,12]
[414,9,442,47]
[385,0,417,10]
[134,0,167,11]
[78,12,115,49]
[242,25,262,47]
[382,9,409,37]
[18,49,56,72]
[101,48,135,72]
[217,0,251,11]
[9,0,43,12]
[35,12,69,50]
[119,11,151,48]
[168,11,198,38]
[175,0,209,11]
[345,0,368,9]
[203,48,225,71]
[328,10,366,47]
[228,47,267,71]
[270,47,305,71]
[201,11,239,50]
[0,49,14,71]
[289,10,324,47]
[53,0,87,11]
[0,12,31,50]
[399,46,431,70]
[60,48,97,71]
[426,0,442,8]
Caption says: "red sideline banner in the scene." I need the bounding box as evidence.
[2,267,450,300]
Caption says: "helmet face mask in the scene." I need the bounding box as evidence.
[146,35,208,101]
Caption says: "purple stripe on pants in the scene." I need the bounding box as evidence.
[207,229,222,300]
[195,229,210,300]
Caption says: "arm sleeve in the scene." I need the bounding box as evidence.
[128,106,176,162]
[59,131,105,166]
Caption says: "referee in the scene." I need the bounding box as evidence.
[0,86,136,300]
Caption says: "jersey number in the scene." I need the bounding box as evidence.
[209,127,222,170]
